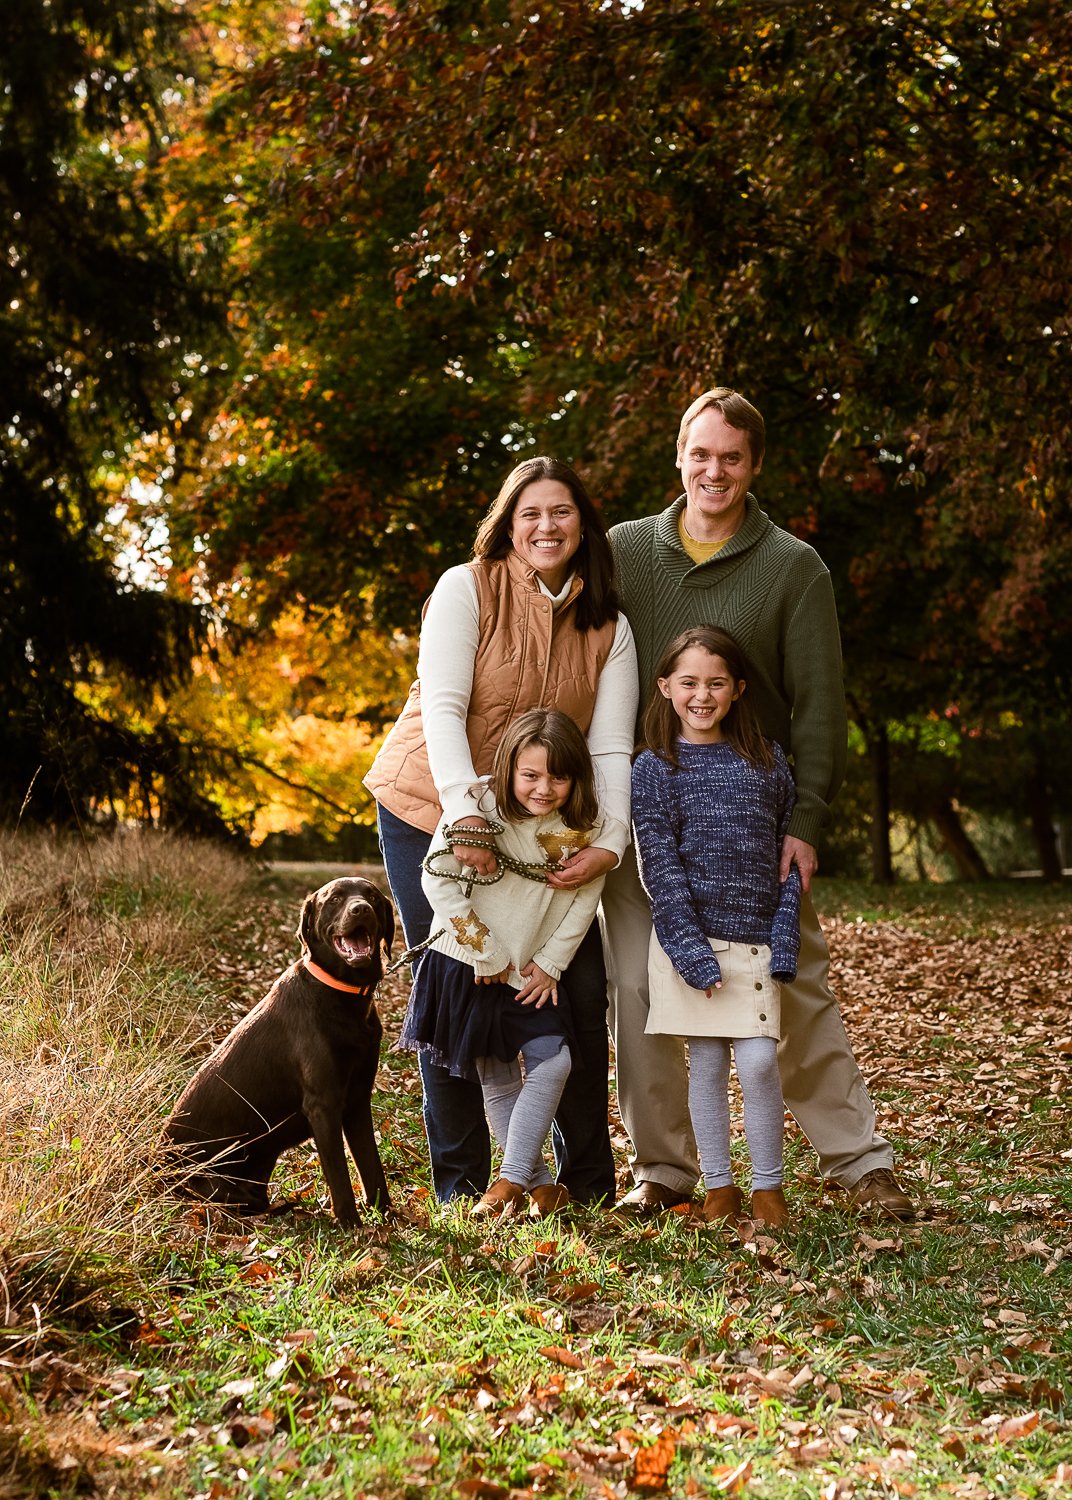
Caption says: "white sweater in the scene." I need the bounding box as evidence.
[421,805,606,984]
[418,565,638,859]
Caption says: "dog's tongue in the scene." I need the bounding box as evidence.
[335,933,372,963]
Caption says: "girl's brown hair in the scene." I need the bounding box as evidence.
[639,626,774,771]
[490,709,598,832]
[472,456,619,632]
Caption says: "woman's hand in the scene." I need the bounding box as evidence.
[515,962,558,1008]
[452,816,499,876]
[475,967,511,985]
[544,844,616,891]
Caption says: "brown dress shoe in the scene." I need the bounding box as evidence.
[529,1183,572,1217]
[614,1181,694,1217]
[750,1188,789,1228]
[846,1168,916,1221]
[699,1185,743,1223]
[471,1177,525,1219]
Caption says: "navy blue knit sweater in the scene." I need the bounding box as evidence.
[631,739,801,990]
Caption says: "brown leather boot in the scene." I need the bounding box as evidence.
[845,1169,916,1221]
[750,1188,789,1228]
[699,1185,743,1222]
[529,1183,572,1217]
[471,1177,525,1219]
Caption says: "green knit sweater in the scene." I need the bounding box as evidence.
[609,495,847,848]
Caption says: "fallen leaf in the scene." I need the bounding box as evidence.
[540,1346,584,1369]
[630,1428,676,1491]
[711,1457,752,1493]
[996,1411,1040,1442]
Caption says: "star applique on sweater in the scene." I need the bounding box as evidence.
[450,910,490,951]
[536,828,591,865]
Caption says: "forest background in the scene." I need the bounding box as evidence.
[4,0,1072,884]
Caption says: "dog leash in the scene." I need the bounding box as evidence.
[422,817,559,888]
[384,818,558,975]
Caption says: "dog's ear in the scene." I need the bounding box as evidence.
[374,886,395,960]
[298,891,319,952]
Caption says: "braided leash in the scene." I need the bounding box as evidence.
[384,818,560,974]
[423,817,560,887]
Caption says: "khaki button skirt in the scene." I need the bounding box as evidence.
[645,932,781,1040]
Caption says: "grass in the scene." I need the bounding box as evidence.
[1,831,1070,1497]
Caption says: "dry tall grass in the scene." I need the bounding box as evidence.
[0,829,260,1322]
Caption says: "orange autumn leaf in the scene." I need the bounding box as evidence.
[539,1345,584,1369]
[557,1280,601,1303]
[630,1428,677,1491]
[239,1260,277,1283]
[996,1411,1040,1442]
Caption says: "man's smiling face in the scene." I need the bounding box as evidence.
[677,406,761,542]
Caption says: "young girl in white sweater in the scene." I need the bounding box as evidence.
[398,708,605,1219]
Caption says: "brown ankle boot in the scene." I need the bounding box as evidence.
[750,1188,789,1228]
[471,1177,525,1219]
[529,1183,572,1217]
[699,1185,743,1222]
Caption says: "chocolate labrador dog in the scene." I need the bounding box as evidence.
[161,877,393,1224]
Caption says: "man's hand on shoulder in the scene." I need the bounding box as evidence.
[780,835,818,893]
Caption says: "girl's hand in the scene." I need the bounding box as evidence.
[703,983,723,997]
[515,963,557,1008]
[452,816,498,876]
[475,967,511,985]
[544,844,616,891]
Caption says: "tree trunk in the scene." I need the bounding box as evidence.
[868,721,893,884]
[930,798,990,880]
[1026,740,1063,882]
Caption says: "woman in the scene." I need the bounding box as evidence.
[365,456,638,1204]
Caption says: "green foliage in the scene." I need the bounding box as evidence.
[157,0,1072,868]
[7,2,1072,859]
[163,24,539,631]
[0,0,230,828]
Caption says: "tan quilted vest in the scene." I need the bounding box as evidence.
[363,551,616,833]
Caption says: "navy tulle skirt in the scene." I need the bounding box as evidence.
[398,949,574,1081]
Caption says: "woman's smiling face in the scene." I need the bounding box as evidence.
[508,478,583,592]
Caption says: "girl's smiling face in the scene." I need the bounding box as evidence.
[511,742,574,816]
[657,646,743,743]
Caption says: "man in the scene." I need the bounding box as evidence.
[602,387,915,1220]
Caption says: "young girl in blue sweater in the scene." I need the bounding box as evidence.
[631,626,801,1228]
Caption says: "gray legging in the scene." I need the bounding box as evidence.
[687,1034,784,1192]
[477,1037,572,1190]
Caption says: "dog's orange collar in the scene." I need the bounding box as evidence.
[303,957,374,995]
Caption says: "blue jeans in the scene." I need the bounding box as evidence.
[377,802,615,1204]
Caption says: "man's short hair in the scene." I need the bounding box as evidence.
[676,388,766,467]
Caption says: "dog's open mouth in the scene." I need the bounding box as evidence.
[333,931,373,964]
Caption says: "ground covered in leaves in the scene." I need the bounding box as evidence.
[2,852,1070,1499]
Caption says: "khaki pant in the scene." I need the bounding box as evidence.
[601,847,893,1192]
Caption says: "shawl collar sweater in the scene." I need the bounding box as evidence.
[610,495,847,847]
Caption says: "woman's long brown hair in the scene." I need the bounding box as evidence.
[472,456,619,631]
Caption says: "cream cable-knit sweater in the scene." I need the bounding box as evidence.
[420,803,606,984]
